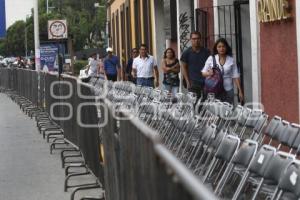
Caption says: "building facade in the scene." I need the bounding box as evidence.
[107,0,300,123]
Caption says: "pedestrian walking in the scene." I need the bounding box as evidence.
[161,48,180,96]
[125,48,139,83]
[86,53,100,77]
[202,38,244,104]
[103,47,121,82]
[180,31,210,100]
[132,44,159,88]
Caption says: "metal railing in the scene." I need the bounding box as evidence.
[0,68,217,200]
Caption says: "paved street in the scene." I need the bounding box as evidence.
[0,93,70,199]
[0,93,77,200]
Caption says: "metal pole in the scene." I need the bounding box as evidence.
[105,0,109,48]
[46,0,48,13]
[34,0,40,72]
[25,26,28,57]
[176,0,182,92]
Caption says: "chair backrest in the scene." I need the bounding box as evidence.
[249,145,276,176]
[237,108,251,126]
[219,102,233,119]
[264,115,282,137]
[201,123,217,144]
[245,109,263,128]
[232,139,258,167]
[291,126,300,151]
[184,118,197,134]
[211,128,227,149]
[229,105,244,122]
[263,151,295,183]
[272,120,289,141]
[282,123,300,148]
[253,113,268,135]
[215,135,240,162]
[277,160,300,197]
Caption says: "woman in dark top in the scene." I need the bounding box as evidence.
[161,48,180,96]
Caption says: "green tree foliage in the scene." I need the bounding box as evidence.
[0,0,106,56]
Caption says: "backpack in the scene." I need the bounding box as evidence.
[204,56,225,94]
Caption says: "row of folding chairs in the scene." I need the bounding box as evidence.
[90,78,300,200]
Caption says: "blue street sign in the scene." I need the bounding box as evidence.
[40,44,59,71]
[0,0,6,38]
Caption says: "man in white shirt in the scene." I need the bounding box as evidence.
[131,44,159,87]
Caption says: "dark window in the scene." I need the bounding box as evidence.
[121,5,126,66]
[142,0,153,53]
[126,5,132,59]
[134,0,141,47]
[116,10,120,58]
[112,13,116,52]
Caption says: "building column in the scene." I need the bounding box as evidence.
[152,0,165,85]
[296,0,300,122]
[176,0,194,92]
[249,0,261,106]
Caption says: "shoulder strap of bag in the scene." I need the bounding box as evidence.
[212,55,224,75]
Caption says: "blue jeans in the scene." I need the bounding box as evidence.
[163,84,179,96]
[223,89,234,104]
[136,77,154,87]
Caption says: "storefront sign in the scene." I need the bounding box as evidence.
[258,0,291,23]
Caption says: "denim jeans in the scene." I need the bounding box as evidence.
[163,84,179,97]
[136,77,154,87]
[223,89,234,104]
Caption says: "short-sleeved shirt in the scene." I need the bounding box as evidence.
[104,55,120,75]
[88,59,98,76]
[180,47,210,86]
[132,55,157,78]
[202,55,240,91]
[126,58,134,74]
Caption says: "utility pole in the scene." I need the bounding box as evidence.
[34,0,40,71]
[25,15,30,58]
[94,2,105,58]
[25,26,27,57]
[47,0,49,13]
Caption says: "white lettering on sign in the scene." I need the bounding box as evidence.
[258,0,291,23]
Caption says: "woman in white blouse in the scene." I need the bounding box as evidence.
[202,38,244,104]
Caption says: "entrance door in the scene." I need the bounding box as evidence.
[234,0,252,104]
[196,0,252,103]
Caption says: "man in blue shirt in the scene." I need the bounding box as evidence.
[125,48,138,83]
[181,31,210,99]
[103,47,121,82]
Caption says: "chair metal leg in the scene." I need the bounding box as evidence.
[70,184,101,200]
[80,197,104,200]
[232,171,250,200]
[64,172,91,192]
[62,154,83,168]
[65,163,87,176]
[251,178,264,200]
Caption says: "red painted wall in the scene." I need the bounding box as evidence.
[260,0,299,122]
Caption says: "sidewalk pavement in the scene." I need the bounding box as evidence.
[0,93,102,200]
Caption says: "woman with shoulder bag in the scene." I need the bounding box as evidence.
[202,38,244,104]
[161,48,180,96]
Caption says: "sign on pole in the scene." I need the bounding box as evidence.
[0,0,6,38]
[48,19,68,40]
[40,44,58,71]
